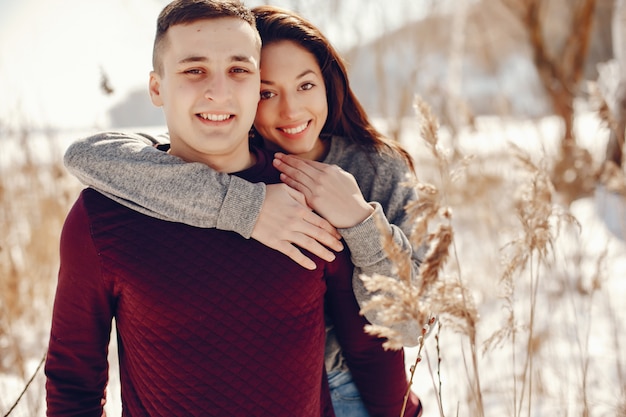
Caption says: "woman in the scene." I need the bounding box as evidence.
[65,5,423,416]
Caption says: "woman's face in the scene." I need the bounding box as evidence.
[254,40,329,161]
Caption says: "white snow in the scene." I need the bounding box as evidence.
[1,113,624,416]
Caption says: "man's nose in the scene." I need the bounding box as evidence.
[204,73,230,101]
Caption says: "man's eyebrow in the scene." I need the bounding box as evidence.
[178,55,256,65]
[231,54,256,64]
[261,69,316,85]
[178,56,208,64]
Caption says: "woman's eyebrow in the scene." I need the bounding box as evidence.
[261,69,317,85]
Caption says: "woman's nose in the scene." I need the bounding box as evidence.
[278,94,300,118]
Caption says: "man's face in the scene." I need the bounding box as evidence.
[149,17,260,173]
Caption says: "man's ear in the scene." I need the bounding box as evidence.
[149,71,163,107]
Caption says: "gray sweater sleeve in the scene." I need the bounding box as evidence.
[328,139,423,346]
[340,203,423,346]
[63,132,264,238]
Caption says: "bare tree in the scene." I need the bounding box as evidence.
[502,0,597,142]
[604,0,626,167]
[501,0,599,204]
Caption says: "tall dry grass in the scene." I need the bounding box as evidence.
[362,96,626,417]
[0,128,81,417]
[1,104,625,417]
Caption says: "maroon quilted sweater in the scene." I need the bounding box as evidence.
[45,148,345,417]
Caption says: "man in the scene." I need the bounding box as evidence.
[44,1,349,415]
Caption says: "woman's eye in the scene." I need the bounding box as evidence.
[260,91,276,100]
[300,82,314,91]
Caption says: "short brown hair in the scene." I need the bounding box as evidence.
[152,0,260,74]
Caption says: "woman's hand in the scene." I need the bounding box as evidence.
[273,152,374,229]
[251,182,344,270]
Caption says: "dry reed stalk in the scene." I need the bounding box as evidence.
[360,96,483,416]
[398,316,437,417]
[597,160,626,196]
[574,247,606,417]
[605,290,626,391]
[588,81,619,139]
[425,322,445,416]
[1,128,80,416]
[483,143,578,417]
[415,95,485,416]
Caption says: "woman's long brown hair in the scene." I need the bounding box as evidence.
[252,5,415,171]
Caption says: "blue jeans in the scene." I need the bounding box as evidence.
[327,369,371,417]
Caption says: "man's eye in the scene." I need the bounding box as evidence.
[260,91,276,100]
[231,67,249,74]
[185,69,203,75]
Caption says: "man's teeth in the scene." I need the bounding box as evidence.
[282,122,308,135]
[200,113,231,121]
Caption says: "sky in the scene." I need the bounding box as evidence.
[0,0,436,132]
[0,0,163,131]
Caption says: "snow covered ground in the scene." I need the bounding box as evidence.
[398,112,626,416]
[404,193,626,416]
[1,113,624,416]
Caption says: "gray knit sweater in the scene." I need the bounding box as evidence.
[64,132,422,373]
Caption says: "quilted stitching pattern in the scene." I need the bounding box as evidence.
[84,188,332,417]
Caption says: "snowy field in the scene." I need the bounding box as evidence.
[1,113,625,416]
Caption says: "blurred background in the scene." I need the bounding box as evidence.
[1,0,625,416]
[0,0,618,132]
[0,0,446,131]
